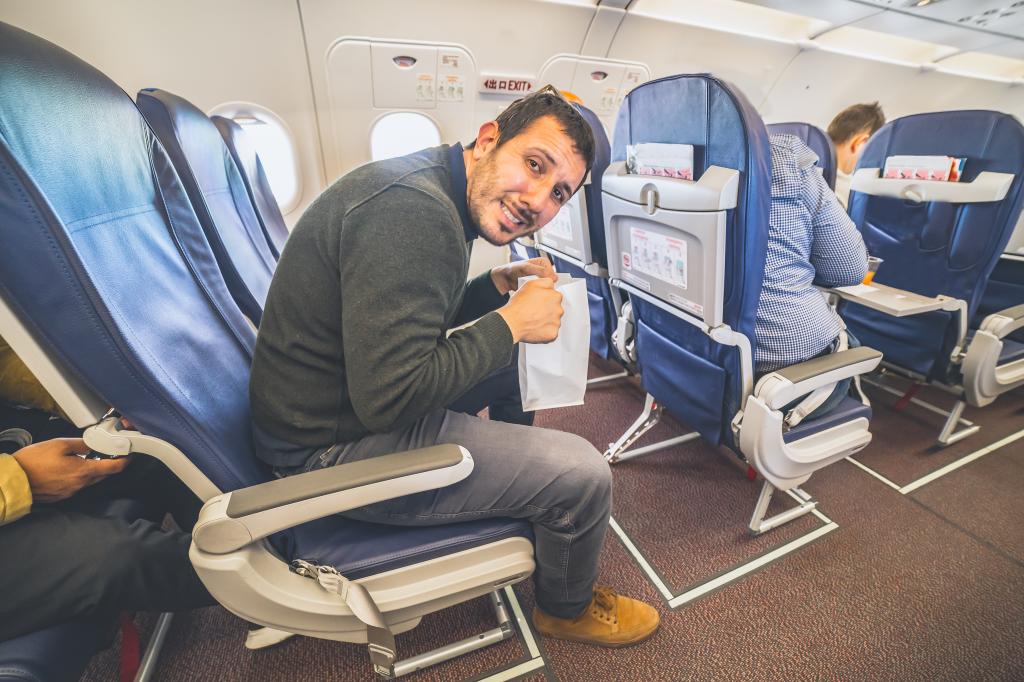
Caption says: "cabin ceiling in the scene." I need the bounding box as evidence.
[590,0,1024,61]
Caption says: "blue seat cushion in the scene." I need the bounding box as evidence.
[0,616,117,682]
[1001,338,1024,364]
[277,516,533,580]
[783,396,872,443]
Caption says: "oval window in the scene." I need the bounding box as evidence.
[208,103,302,214]
[370,111,442,161]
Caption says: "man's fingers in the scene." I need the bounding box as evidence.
[88,456,132,476]
[57,438,89,455]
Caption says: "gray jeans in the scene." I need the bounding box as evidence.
[302,409,611,619]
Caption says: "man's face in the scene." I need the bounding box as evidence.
[467,116,587,247]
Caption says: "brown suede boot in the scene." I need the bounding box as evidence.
[532,586,660,648]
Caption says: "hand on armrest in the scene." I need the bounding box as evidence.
[755,347,882,410]
[194,444,472,554]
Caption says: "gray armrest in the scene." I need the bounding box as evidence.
[980,303,1024,338]
[773,347,882,385]
[756,347,883,410]
[194,444,472,554]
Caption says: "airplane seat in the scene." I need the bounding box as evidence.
[533,103,623,361]
[976,255,1024,343]
[136,88,276,324]
[0,497,149,681]
[842,111,1024,435]
[766,121,838,190]
[602,74,881,533]
[211,115,290,259]
[0,21,533,678]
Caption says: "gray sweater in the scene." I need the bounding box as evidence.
[249,145,513,465]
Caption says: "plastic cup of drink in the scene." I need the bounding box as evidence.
[863,256,883,285]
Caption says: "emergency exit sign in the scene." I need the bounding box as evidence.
[478,74,536,95]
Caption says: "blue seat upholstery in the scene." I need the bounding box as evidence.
[767,122,837,190]
[977,256,1024,343]
[136,88,277,324]
[0,616,114,682]
[211,115,290,259]
[782,396,870,443]
[0,15,530,640]
[610,74,771,447]
[546,104,618,358]
[844,111,1024,382]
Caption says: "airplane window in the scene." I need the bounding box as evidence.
[370,111,441,161]
[209,103,301,213]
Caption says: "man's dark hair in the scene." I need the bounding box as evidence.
[827,102,886,144]
[468,85,595,189]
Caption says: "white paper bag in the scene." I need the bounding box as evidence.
[518,273,591,411]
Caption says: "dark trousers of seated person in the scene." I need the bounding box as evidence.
[265,356,610,621]
[0,409,214,642]
[447,355,534,426]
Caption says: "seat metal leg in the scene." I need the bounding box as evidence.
[604,394,699,463]
[134,612,173,682]
[586,369,629,387]
[863,376,980,447]
[748,481,818,535]
[386,591,515,679]
[937,399,980,446]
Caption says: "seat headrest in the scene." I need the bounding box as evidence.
[574,103,612,267]
[610,73,771,338]
[137,88,276,324]
[0,21,269,493]
[767,121,837,190]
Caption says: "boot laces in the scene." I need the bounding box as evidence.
[591,585,618,623]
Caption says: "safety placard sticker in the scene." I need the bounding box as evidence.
[630,227,687,289]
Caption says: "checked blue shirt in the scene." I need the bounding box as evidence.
[755,134,868,374]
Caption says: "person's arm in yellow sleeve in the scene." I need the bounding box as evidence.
[0,453,32,526]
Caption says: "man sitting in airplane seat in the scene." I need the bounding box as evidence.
[0,337,214,643]
[250,87,660,648]
[756,134,868,423]
[827,102,886,208]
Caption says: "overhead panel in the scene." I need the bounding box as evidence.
[849,10,1009,52]
[983,38,1024,58]
[630,0,830,42]
[813,25,957,64]
[736,0,882,27]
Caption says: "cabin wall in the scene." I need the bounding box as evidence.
[0,0,324,228]
[3,0,1022,266]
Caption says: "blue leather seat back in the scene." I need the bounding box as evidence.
[549,103,617,358]
[845,111,1024,379]
[977,256,1024,342]
[578,105,612,269]
[767,122,837,190]
[0,21,269,496]
[137,88,276,324]
[212,115,290,259]
[610,74,771,445]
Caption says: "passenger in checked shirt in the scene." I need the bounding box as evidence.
[755,134,869,421]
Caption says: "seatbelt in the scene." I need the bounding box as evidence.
[784,329,849,428]
[291,559,397,675]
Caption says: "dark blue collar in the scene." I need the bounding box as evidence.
[447,143,479,242]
